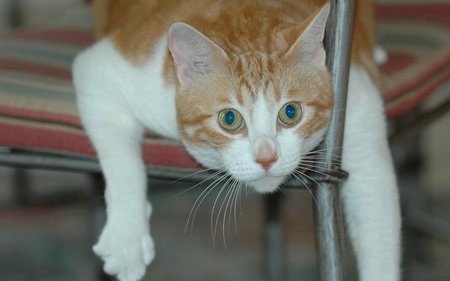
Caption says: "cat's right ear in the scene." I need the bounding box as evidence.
[168,22,229,88]
[282,3,330,69]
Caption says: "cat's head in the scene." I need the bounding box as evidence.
[169,5,332,193]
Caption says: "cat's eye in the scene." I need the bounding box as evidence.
[278,102,302,126]
[218,109,244,131]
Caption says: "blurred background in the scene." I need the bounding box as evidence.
[0,0,449,281]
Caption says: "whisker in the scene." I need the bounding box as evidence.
[166,169,225,202]
[170,165,226,184]
[233,182,242,239]
[303,146,343,154]
[302,153,343,161]
[298,165,340,179]
[238,183,244,216]
[211,176,234,245]
[298,163,347,176]
[294,169,321,188]
[279,186,289,196]
[222,181,238,250]
[292,171,318,207]
[227,182,238,232]
[185,173,228,234]
[212,179,236,248]
[300,159,342,165]
[303,149,343,158]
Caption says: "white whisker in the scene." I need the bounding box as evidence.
[167,169,225,202]
[185,172,228,234]
[233,182,242,239]
[222,181,238,250]
[171,165,226,184]
[294,169,321,188]
[298,165,341,179]
[299,162,347,177]
[292,171,318,206]
[211,176,234,245]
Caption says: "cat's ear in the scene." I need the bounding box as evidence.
[168,22,228,87]
[283,3,330,68]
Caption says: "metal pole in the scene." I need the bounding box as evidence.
[313,1,355,281]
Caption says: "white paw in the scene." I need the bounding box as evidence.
[94,224,155,281]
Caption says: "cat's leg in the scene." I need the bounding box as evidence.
[73,41,155,281]
[341,67,401,281]
[78,95,154,281]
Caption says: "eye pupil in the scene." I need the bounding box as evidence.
[285,104,296,119]
[225,111,235,125]
[278,102,302,126]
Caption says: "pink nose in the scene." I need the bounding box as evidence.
[255,154,278,171]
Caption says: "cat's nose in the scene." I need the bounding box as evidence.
[255,139,278,171]
[255,154,278,171]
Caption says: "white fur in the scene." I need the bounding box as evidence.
[73,38,175,281]
[342,66,401,281]
[73,36,400,280]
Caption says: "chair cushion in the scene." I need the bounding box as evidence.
[0,29,199,169]
[0,2,449,168]
[377,3,450,118]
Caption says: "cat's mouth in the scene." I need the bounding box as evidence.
[247,176,284,193]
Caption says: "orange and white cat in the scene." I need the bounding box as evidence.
[73,0,401,280]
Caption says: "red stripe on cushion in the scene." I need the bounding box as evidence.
[0,58,71,79]
[0,105,81,127]
[0,122,199,169]
[386,71,450,119]
[383,55,450,101]
[142,142,200,169]
[376,4,450,25]
[0,121,94,156]
[1,30,94,46]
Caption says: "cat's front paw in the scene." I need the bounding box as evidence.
[93,224,155,281]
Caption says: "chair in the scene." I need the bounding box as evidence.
[0,0,449,280]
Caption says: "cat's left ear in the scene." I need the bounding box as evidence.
[283,3,330,68]
[168,22,229,88]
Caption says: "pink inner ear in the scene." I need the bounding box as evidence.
[283,4,330,68]
[307,43,326,67]
[168,22,228,87]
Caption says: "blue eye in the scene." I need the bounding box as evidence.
[218,109,244,131]
[225,111,235,125]
[278,102,302,126]
[285,104,296,119]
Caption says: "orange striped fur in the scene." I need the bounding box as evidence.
[94,0,375,70]
[93,0,376,147]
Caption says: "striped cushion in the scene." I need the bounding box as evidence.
[0,30,199,168]
[0,2,449,168]
[377,3,450,118]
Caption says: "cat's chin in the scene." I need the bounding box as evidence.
[247,176,284,193]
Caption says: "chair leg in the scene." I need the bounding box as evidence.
[311,0,355,279]
[264,192,284,281]
[8,0,23,27]
[13,168,31,206]
[313,183,344,281]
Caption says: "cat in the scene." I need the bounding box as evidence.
[72,0,401,280]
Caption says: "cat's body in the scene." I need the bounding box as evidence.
[72,0,401,280]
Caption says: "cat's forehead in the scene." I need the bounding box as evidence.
[228,53,323,108]
[230,52,283,105]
